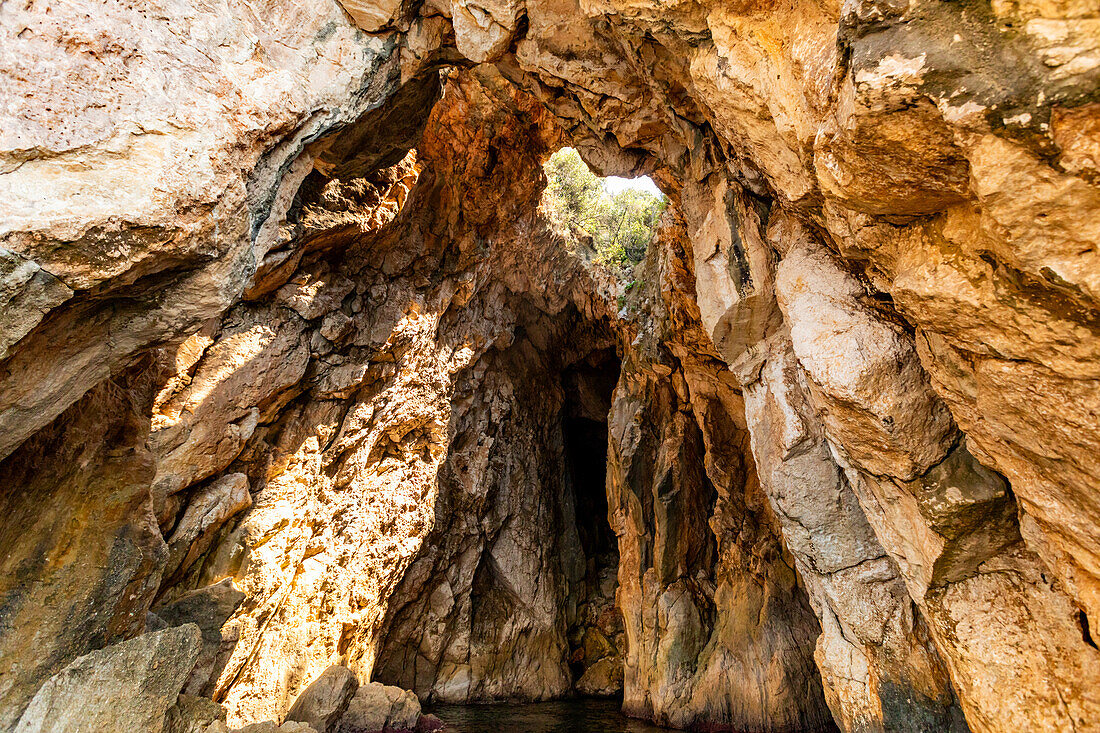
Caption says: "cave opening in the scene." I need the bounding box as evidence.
[559,348,624,698]
[542,147,667,269]
[6,0,1100,728]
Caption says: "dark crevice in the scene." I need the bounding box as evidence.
[1079,610,1098,650]
[561,350,624,697]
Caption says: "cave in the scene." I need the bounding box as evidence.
[560,351,624,698]
[3,2,1100,733]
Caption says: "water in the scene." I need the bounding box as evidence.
[429,699,677,732]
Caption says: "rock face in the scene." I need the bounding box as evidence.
[2,0,1100,732]
[0,361,164,730]
[15,625,202,733]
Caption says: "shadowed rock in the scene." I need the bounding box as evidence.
[14,625,202,733]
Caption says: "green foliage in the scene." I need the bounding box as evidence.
[543,148,666,266]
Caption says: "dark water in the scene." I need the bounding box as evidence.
[429,699,677,732]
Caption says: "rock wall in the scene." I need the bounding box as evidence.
[2,0,1100,732]
[142,73,625,725]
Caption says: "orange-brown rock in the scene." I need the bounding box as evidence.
[2,1,1100,732]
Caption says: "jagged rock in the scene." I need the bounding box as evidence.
[0,248,72,361]
[740,334,966,731]
[150,305,311,507]
[606,339,832,731]
[164,695,229,733]
[147,612,171,633]
[285,666,360,733]
[337,683,421,733]
[161,474,253,585]
[575,658,623,697]
[0,0,409,464]
[14,625,202,733]
[154,580,248,696]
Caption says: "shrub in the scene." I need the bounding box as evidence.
[543,148,665,265]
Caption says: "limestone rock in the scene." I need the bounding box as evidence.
[575,658,623,697]
[775,242,955,481]
[285,666,360,733]
[154,580,248,696]
[4,2,1100,733]
[0,0,410,463]
[14,624,202,733]
[164,695,229,733]
[0,364,163,729]
[740,334,966,731]
[162,474,253,586]
[150,305,311,505]
[0,248,72,361]
[337,683,421,733]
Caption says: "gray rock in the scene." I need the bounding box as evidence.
[164,694,228,733]
[14,624,202,733]
[146,611,170,633]
[337,683,420,733]
[285,665,360,733]
[154,579,247,696]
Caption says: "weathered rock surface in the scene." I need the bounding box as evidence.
[154,580,248,697]
[285,666,360,733]
[604,209,834,731]
[164,694,229,733]
[14,625,202,733]
[337,683,421,733]
[0,0,416,464]
[0,362,163,728]
[2,0,1100,731]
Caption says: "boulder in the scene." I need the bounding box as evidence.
[336,683,421,733]
[153,579,247,695]
[14,624,202,733]
[414,715,445,732]
[575,658,624,697]
[285,665,360,733]
[165,695,229,733]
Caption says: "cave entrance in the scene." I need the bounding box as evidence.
[559,348,624,697]
[542,147,666,269]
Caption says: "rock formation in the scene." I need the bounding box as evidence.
[2,0,1100,732]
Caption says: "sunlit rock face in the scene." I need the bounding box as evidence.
[140,74,627,726]
[2,0,1100,732]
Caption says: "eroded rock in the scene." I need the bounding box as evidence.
[3,1,1100,732]
[165,695,229,733]
[337,683,421,733]
[286,666,360,733]
[14,625,202,733]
